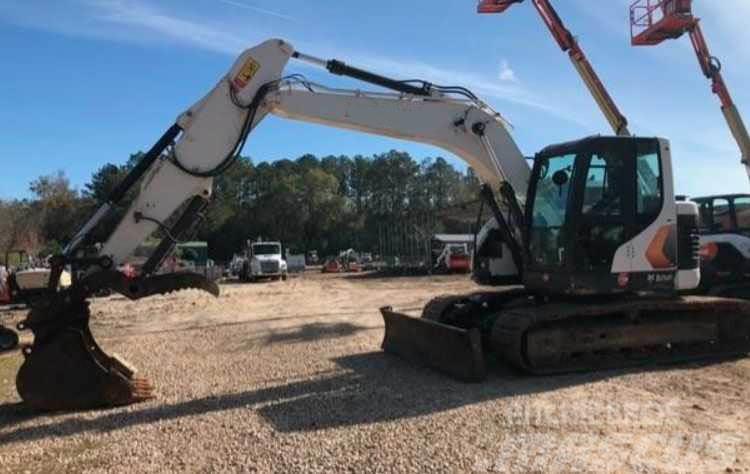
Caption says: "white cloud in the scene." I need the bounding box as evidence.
[499,59,517,83]
[215,0,297,23]
[83,0,248,54]
[0,0,589,128]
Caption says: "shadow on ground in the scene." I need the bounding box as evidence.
[2,351,738,445]
[264,322,371,345]
[343,270,443,281]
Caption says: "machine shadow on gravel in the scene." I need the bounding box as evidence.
[1,353,741,444]
[263,322,370,345]
[256,353,745,432]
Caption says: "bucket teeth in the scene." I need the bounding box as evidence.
[16,327,155,411]
[16,301,154,412]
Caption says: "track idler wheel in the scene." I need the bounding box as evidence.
[15,304,154,411]
[0,325,19,353]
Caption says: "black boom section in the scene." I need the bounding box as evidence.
[142,195,208,276]
[323,58,432,96]
[479,184,525,277]
[109,124,182,204]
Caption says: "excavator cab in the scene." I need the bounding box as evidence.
[524,136,672,295]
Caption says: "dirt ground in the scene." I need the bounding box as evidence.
[0,271,748,473]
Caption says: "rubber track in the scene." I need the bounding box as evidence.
[491,296,750,374]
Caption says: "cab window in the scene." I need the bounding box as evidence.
[635,148,662,218]
[712,198,733,232]
[529,153,576,267]
[577,152,628,270]
[697,200,712,230]
[734,197,750,230]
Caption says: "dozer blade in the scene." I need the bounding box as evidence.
[16,303,154,411]
[380,306,487,382]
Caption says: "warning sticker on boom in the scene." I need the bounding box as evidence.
[232,57,260,90]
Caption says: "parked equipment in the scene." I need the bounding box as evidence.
[1,251,72,307]
[692,194,750,297]
[630,0,750,297]
[239,240,288,282]
[12,38,750,411]
[435,243,472,274]
[322,258,343,273]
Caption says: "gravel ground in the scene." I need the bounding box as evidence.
[0,272,749,473]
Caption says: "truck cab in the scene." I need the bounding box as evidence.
[240,241,288,282]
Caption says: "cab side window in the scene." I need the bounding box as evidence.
[697,201,712,230]
[636,149,662,220]
[734,197,750,231]
[711,198,732,232]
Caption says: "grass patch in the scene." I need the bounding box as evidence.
[0,353,22,402]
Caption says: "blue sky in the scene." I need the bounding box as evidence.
[0,0,748,199]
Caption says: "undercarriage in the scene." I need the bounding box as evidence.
[381,291,750,380]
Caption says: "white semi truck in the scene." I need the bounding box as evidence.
[239,240,288,282]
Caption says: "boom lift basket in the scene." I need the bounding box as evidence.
[477,0,522,14]
[630,0,696,46]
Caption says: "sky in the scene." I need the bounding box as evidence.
[0,0,748,199]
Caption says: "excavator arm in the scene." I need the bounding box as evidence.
[78,40,529,275]
[17,38,531,411]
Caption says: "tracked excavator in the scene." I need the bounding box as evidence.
[7,38,750,412]
[630,0,750,298]
[480,0,750,299]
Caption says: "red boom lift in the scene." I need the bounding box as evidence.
[477,0,631,136]
[630,0,750,175]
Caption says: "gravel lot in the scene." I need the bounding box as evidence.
[1,272,749,473]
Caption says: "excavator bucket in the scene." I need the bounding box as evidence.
[15,301,154,411]
[14,270,218,411]
[380,307,487,382]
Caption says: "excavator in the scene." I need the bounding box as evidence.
[480,0,750,298]
[630,0,750,297]
[5,38,750,412]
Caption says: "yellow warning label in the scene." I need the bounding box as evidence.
[233,57,261,90]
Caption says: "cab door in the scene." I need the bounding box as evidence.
[571,143,635,274]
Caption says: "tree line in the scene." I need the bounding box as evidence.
[0,150,481,264]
